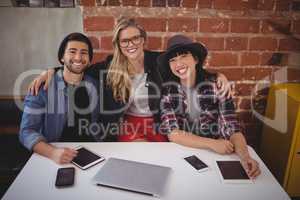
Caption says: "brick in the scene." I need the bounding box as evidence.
[122,0,137,6]
[168,17,197,32]
[279,38,300,51]
[234,83,255,96]
[275,0,291,11]
[81,0,95,6]
[209,52,238,66]
[231,19,260,33]
[138,0,151,6]
[213,0,257,10]
[288,68,300,82]
[153,0,166,7]
[249,37,278,51]
[257,0,275,10]
[182,0,197,8]
[84,16,115,31]
[136,17,167,32]
[260,52,274,66]
[96,0,120,6]
[100,36,113,51]
[240,52,260,66]
[287,53,300,66]
[292,1,300,11]
[244,68,273,81]
[96,0,106,6]
[107,0,121,6]
[207,68,243,81]
[225,37,248,51]
[167,0,181,7]
[199,18,229,33]
[182,0,198,8]
[196,37,224,51]
[213,0,231,9]
[92,52,110,64]
[146,36,162,50]
[88,36,100,49]
[197,0,212,8]
[260,52,289,66]
[293,20,300,34]
[261,19,291,34]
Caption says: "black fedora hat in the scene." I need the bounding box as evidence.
[157,35,207,67]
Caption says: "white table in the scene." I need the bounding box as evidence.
[2,142,291,200]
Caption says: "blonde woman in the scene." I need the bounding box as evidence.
[28,17,231,142]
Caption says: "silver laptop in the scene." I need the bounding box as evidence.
[92,157,172,197]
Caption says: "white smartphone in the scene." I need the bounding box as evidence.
[72,146,105,170]
[184,155,209,172]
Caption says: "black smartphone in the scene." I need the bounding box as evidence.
[184,155,209,172]
[55,167,75,187]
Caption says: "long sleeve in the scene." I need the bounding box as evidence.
[19,91,47,151]
[159,89,180,134]
[217,85,241,139]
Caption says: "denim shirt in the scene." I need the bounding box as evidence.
[19,70,100,151]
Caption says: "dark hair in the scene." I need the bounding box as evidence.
[163,47,206,84]
[58,32,93,65]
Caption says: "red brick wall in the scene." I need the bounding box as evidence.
[79,0,300,149]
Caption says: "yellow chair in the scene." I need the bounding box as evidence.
[260,83,300,197]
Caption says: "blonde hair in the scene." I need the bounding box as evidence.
[106,17,147,103]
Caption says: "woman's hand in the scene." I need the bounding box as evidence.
[216,73,233,99]
[28,69,55,96]
[241,156,261,179]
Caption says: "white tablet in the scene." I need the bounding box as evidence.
[72,146,105,170]
[216,160,253,184]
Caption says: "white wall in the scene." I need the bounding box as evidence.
[0,7,83,96]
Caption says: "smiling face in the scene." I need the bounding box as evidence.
[61,41,90,74]
[118,26,145,62]
[169,52,198,86]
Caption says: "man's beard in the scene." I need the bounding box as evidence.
[65,60,89,74]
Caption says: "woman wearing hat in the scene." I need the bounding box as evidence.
[27,17,232,142]
[158,35,260,178]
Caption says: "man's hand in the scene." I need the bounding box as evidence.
[241,156,261,179]
[50,147,78,165]
[216,73,234,99]
[209,139,234,155]
[28,69,55,96]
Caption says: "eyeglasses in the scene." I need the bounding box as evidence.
[119,35,143,48]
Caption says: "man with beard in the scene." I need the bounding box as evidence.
[19,33,100,164]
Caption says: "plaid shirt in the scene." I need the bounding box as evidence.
[159,74,241,139]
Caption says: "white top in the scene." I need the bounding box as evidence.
[2,143,291,200]
[182,85,201,121]
[126,73,152,117]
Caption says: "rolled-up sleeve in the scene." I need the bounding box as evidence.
[19,92,47,151]
[218,91,241,139]
[159,93,180,135]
